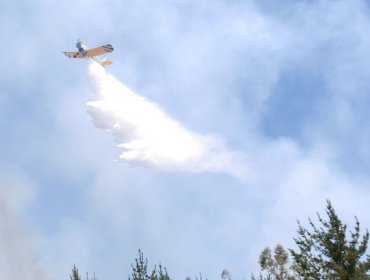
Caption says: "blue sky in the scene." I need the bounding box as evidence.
[2,0,370,279]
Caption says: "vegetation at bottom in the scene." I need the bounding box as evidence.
[70,200,370,280]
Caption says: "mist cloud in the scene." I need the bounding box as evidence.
[0,168,46,280]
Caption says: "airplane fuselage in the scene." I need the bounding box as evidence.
[76,41,88,56]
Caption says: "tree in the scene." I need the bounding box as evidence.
[252,244,297,280]
[129,250,171,280]
[221,269,232,280]
[290,200,370,279]
[70,264,81,280]
[70,265,98,280]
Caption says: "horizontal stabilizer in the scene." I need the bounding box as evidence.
[101,59,113,66]
[63,51,84,58]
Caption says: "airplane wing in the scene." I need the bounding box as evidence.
[63,51,84,58]
[86,44,114,57]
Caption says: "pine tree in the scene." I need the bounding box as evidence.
[129,250,149,280]
[129,250,171,280]
[70,264,81,280]
[290,200,370,279]
[70,265,99,280]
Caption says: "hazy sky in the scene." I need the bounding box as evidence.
[2,0,370,279]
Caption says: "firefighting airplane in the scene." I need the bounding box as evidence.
[63,40,114,66]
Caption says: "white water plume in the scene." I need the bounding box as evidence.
[86,60,247,177]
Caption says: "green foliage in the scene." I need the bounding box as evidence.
[69,201,370,280]
[252,244,297,280]
[290,200,370,280]
[70,264,81,280]
[129,250,171,280]
[70,265,99,280]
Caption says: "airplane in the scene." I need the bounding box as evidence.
[63,40,114,66]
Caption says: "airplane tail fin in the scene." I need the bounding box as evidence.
[101,58,113,66]
[91,57,113,67]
